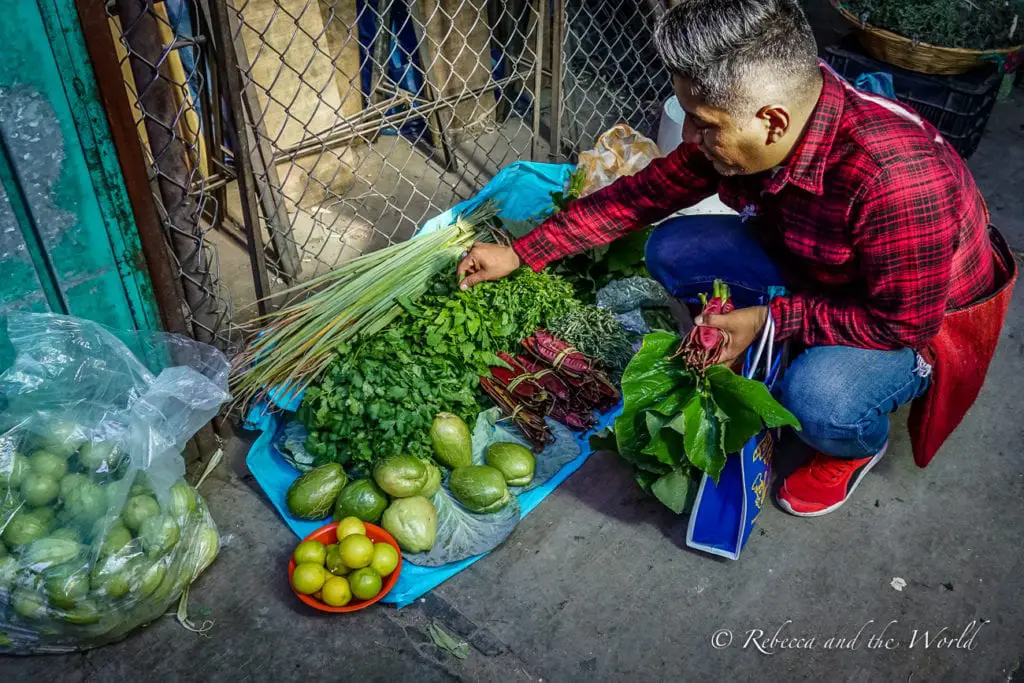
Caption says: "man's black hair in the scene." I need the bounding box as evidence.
[653,0,820,113]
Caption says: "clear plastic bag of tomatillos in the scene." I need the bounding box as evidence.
[0,313,229,654]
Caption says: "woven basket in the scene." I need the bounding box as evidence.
[831,0,1022,75]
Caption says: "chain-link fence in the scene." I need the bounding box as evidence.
[559,0,673,154]
[223,0,673,285]
[103,0,674,346]
[224,0,547,282]
[109,0,236,349]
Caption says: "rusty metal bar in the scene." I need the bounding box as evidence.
[215,0,302,283]
[118,0,219,344]
[75,0,189,337]
[531,0,545,161]
[208,0,273,314]
[549,0,565,161]
[407,0,459,172]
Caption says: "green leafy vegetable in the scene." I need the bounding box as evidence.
[231,202,500,411]
[613,330,801,508]
[513,168,654,303]
[549,305,635,380]
[553,229,654,304]
[843,0,1022,50]
[651,469,698,514]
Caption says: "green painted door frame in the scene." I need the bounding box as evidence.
[0,0,162,332]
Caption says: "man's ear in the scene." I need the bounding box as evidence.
[757,105,790,145]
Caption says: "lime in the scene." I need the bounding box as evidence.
[335,517,366,541]
[348,567,383,601]
[12,588,48,620]
[370,543,399,577]
[325,544,349,576]
[338,534,374,569]
[63,600,101,625]
[292,540,327,566]
[292,563,327,595]
[321,576,353,607]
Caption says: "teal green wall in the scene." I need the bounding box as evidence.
[0,0,161,332]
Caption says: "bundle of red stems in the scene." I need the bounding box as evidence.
[481,331,620,450]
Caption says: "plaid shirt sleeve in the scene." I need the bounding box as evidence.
[770,161,959,350]
[512,143,720,271]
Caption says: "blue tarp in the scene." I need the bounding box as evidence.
[244,160,618,607]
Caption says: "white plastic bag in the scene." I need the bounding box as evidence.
[0,313,229,653]
[576,124,663,197]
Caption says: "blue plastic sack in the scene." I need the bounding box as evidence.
[686,324,784,560]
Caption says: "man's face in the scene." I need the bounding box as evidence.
[672,75,778,176]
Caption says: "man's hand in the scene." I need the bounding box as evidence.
[697,305,769,365]
[456,242,522,290]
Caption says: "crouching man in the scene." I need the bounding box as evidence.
[456,0,1015,516]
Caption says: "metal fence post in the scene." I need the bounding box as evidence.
[118,0,223,344]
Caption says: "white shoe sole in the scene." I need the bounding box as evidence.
[777,441,889,518]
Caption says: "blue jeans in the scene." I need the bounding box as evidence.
[645,215,931,459]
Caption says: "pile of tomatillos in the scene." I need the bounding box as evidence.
[1,419,219,653]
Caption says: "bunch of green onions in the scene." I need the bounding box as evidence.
[230,201,499,412]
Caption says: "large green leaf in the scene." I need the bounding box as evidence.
[682,390,728,482]
[615,332,693,463]
[644,410,668,441]
[641,414,684,467]
[614,413,669,473]
[619,331,685,413]
[651,468,697,514]
[604,227,653,273]
[613,411,647,462]
[706,380,765,454]
[706,365,802,429]
[651,387,695,417]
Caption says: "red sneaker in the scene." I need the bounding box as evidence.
[777,443,888,517]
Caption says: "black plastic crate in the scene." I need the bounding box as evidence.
[823,38,1003,159]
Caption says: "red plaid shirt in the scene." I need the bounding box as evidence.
[514,66,995,350]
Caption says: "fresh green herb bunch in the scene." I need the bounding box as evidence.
[299,333,483,466]
[844,0,1022,50]
[298,267,580,467]
[406,266,579,375]
[549,305,635,380]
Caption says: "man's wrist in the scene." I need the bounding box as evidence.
[769,296,797,342]
[510,240,542,272]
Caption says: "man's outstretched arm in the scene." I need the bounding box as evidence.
[458,142,720,289]
[513,143,721,271]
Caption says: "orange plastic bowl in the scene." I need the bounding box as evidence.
[287,521,403,613]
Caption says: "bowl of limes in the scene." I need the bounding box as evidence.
[288,517,402,612]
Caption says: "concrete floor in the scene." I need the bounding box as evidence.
[6,77,1024,683]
